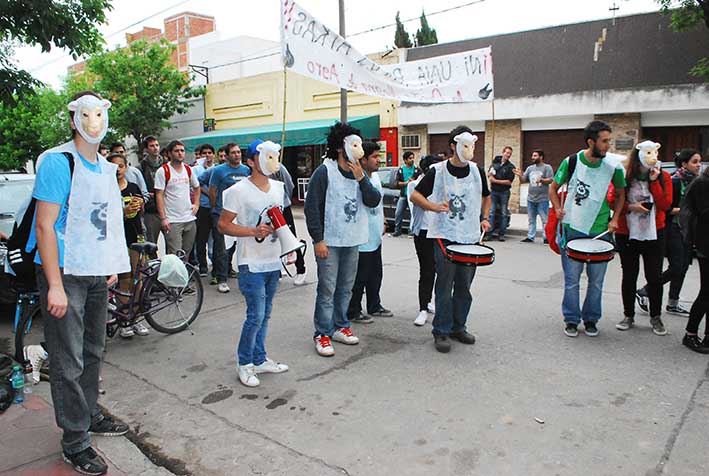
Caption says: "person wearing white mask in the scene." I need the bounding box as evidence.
[304,122,382,357]
[614,140,673,335]
[410,125,491,353]
[29,91,131,475]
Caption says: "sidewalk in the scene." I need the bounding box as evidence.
[0,389,172,476]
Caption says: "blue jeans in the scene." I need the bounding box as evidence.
[560,230,609,324]
[38,268,106,455]
[432,245,477,336]
[526,200,549,240]
[237,266,280,365]
[489,190,511,236]
[394,196,409,234]
[314,246,359,337]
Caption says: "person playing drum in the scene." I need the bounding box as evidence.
[410,125,491,353]
[549,120,627,338]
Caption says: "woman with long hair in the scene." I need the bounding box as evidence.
[614,141,673,335]
[680,162,709,353]
[636,149,703,315]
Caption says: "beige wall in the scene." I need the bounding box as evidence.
[485,119,522,212]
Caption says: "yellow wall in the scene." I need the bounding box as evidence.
[205,52,400,130]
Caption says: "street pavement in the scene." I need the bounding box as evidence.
[2,214,708,476]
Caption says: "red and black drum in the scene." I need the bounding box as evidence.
[565,238,615,263]
[436,239,495,267]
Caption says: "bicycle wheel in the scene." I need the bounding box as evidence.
[14,302,42,364]
[141,264,203,333]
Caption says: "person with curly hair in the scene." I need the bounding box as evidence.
[304,122,382,356]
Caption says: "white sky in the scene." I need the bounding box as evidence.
[13,0,660,89]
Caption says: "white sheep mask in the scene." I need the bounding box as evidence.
[256,140,282,175]
[67,95,111,144]
[636,140,661,170]
[343,134,364,163]
[454,132,478,162]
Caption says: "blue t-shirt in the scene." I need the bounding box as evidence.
[208,163,251,215]
[27,152,103,267]
[197,167,213,209]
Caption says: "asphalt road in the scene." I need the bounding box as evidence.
[2,218,708,476]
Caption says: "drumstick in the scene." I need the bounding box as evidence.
[592,229,610,241]
[480,229,486,245]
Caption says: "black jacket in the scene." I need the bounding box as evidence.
[680,172,709,257]
[489,157,516,192]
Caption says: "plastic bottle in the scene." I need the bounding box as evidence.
[10,365,25,404]
[23,365,33,395]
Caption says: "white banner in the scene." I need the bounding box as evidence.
[281,0,494,103]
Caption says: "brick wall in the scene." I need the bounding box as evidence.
[125,27,162,44]
[485,119,522,212]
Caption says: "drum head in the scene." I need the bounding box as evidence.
[446,244,494,256]
[567,238,614,254]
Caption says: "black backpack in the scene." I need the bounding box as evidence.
[6,152,74,289]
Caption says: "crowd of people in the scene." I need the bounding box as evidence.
[7,90,709,475]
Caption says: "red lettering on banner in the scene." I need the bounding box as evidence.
[306,61,339,82]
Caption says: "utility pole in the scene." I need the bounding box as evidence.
[339,0,347,123]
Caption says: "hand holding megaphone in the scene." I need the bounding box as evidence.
[253,223,274,240]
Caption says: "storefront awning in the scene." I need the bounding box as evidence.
[180,115,380,152]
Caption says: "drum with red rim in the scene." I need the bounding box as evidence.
[565,238,615,263]
[437,239,495,266]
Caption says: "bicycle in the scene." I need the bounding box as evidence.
[107,242,204,336]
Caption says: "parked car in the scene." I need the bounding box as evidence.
[0,173,35,307]
[373,167,410,232]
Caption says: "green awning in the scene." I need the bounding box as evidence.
[180,115,380,152]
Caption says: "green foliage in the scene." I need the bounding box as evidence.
[69,39,204,152]
[415,10,438,47]
[0,89,70,170]
[657,0,708,81]
[0,0,112,105]
[394,12,413,48]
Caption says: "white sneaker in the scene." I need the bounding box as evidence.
[332,327,359,345]
[414,310,428,326]
[23,345,48,384]
[253,358,289,374]
[315,335,335,356]
[237,364,260,387]
[427,301,435,313]
[119,327,135,338]
[133,322,150,336]
[218,282,230,293]
[293,272,307,286]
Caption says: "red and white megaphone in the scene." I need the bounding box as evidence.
[265,206,306,258]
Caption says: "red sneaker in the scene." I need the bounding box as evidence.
[315,335,335,356]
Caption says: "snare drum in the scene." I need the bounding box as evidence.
[565,238,615,263]
[437,239,495,266]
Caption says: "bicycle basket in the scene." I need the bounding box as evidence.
[157,254,189,287]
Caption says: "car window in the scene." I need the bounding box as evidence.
[375,169,393,188]
[0,180,34,216]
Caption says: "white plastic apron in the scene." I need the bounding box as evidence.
[360,173,384,252]
[408,177,430,235]
[563,152,616,235]
[63,152,130,276]
[426,161,482,244]
[231,179,284,273]
[626,179,657,241]
[323,160,368,247]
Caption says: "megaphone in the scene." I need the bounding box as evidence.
[265,206,306,258]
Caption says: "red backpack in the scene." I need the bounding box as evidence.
[161,163,192,182]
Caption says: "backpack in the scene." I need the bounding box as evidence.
[6,152,74,289]
[161,163,192,182]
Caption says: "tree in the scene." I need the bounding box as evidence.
[415,10,438,47]
[657,0,709,80]
[69,39,203,153]
[0,0,112,106]
[394,12,413,48]
[0,88,70,170]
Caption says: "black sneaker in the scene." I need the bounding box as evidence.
[450,330,476,344]
[497,235,506,242]
[199,268,208,277]
[89,415,129,436]
[584,321,599,337]
[635,291,649,314]
[368,307,393,318]
[350,313,374,324]
[683,334,709,354]
[392,230,402,237]
[63,447,108,476]
[434,335,452,353]
[520,237,534,243]
[564,323,579,337]
[666,304,690,317]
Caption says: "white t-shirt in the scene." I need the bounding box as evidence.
[222,178,284,273]
[154,163,199,223]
